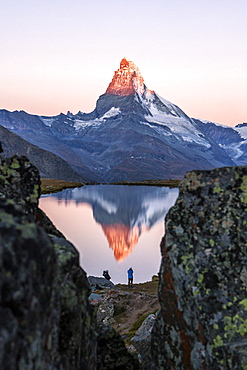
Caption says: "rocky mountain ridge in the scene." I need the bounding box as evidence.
[0,58,246,182]
[0,124,87,182]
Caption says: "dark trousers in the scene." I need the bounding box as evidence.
[128,277,133,287]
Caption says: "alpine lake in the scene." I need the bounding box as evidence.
[39,184,179,284]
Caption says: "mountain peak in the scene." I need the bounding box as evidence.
[105,58,153,97]
[119,57,137,69]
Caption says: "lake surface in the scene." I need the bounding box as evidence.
[39,185,179,284]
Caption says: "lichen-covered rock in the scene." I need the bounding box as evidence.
[0,199,60,369]
[97,297,115,325]
[151,165,247,369]
[0,154,40,221]
[0,152,97,369]
[51,236,97,369]
[130,313,156,364]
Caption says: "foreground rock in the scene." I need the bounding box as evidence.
[0,149,140,369]
[150,165,247,369]
[131,313,156,363]
[97,324,140,369]
[0,152,96,369]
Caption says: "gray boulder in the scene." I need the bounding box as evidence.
[88,276,115,289]
[0,199,60,369]
[89,293,103,302]
[151,165,247,369]
[131,314,156,362]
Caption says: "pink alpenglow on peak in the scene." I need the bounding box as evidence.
[105,57,154,97]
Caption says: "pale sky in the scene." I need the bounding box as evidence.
[1,0,247,127]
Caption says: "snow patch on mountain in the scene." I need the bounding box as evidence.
[145,104,211,148]
[40,117,56,127]
[73,108,120,130]
[155,95,183,117]
[227,125,247,160]
[234,126,247,140]
[101,107,121,119]
[220,142,244,160]
[74,119,102,130]
[140,120,172,136]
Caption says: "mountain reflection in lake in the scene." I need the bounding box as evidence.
[39,185,178,284]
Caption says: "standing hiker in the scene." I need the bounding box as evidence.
[127,267,134,288]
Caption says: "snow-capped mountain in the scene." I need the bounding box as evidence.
[0,58,245,182]
[192,119,247,166]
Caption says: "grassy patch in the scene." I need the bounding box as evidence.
[125,309,158,344]
[116,275,159,295]
[109,179,181,188]
[41,178,83,194]
[41,178,180,195]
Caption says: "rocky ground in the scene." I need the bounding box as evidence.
[89,276,160,338]
[89,275,160,366]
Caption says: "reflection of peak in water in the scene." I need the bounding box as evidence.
[45,185,179,260]
[101,224,141,262]
[46,185,179,227]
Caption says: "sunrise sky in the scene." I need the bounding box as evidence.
[1,0,247,127]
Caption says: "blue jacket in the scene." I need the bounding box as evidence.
[127,268,133,278]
